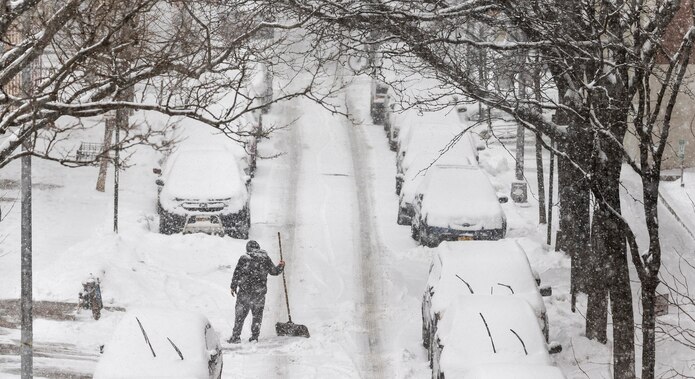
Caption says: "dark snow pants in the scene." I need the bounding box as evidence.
[232,291,266,340]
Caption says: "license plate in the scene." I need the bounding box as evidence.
[196,215,210,222]
[458,236,473,241]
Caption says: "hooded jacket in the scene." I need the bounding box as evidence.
[231,248,283,296]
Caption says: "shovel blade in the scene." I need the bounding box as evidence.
[276,321,310,338]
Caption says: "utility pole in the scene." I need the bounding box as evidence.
[511,36,528,204]
[533,62,546,224]
[511,73,528,203]
[113,111,121,233]
[20,13,34,379]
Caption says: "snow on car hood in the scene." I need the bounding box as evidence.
[420,167,504,229]
[160,149,249,212]
[428,241,546,322]
[401,140,478,205]
[93,308,216,379]
[437,297,551,376]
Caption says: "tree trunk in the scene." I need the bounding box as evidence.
[641,281,657,379]
[640,174,662,379]
[558,124,592,298]
[588,119,636,379]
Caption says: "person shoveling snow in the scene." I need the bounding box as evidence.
[228,240,285,343]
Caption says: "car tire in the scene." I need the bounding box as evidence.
[411,223,419,240]
[397,208,410,225]
[422,321,429,349]
[420,228,438,248]
[159,214,174,235]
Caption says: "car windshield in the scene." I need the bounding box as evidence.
[164,150,245,200]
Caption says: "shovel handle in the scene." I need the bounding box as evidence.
[278,232,292,323]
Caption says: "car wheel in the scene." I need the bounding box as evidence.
[422,321,429,349]
[159,214,173,235]
[411,223,419,240]
[418,226,427,246]
[397,208,409,225]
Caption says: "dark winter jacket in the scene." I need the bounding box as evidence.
[231,248,283,296]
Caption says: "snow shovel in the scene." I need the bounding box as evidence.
[275,232,310,338]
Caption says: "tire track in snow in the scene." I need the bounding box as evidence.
[344,88,388,378]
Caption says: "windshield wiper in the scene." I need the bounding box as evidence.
[136,317,157,358]
[479,313,496,353]
[455,274,475,294]
[510,328,528,355]
[497,282,514,294]
[167,337,184,360]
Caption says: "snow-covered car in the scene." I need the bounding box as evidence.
[397,140,478,225]
[93,309,223,379]
[156,148,251,238]
[370,82,390,125]
[411,166,507,246]
[395,123,477,195]
[422,240,550,358]
[431,296,558,379]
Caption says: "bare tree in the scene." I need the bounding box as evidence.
[267,1,695,378]
[0,0,328,170]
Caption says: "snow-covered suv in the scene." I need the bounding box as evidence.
[156,148,250,238]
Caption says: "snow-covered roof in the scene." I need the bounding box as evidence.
[418,166,504,229]
[427,240,546,321]
[437,296,551,376]
[400,138,478,204]
[94,308,218,379]
[160,148,249,209]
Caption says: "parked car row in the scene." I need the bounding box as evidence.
[370,82,563,378]
[421,243,561,378]
[372,83,507,246]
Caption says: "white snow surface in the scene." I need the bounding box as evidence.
[437,296,551,376]
[159,148,249,212]
[93,308,219,379]
[428,241,546,324]
[0,48,694,379]
[419,166,505,229]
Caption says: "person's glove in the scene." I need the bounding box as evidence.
[230,288,236,297]
[278,260,286,268]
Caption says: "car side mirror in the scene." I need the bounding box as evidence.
[476,145,486,151]
[153,167,162,175]
[155,179,164,186]
[548,342,562,354]
[498,195,509,204]
[540,285,552,297]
